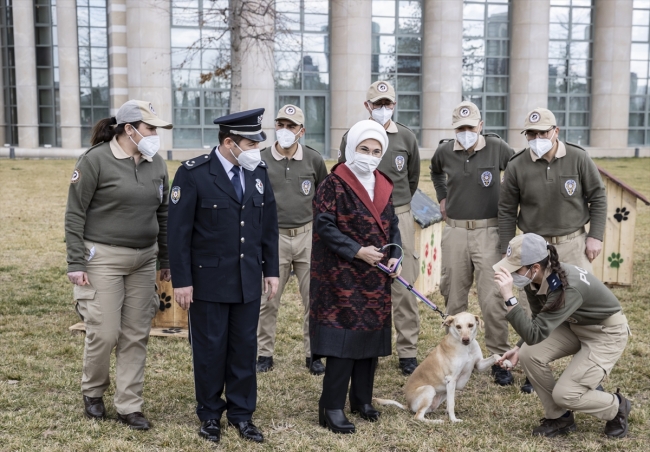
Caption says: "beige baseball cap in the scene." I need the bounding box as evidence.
[452,101,481,129]
[367,81,396,103]
[116,100,173,129]
[275,104,304,126]
[493,233,549,274]
[522,108,556,133]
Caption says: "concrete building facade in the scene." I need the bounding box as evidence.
[0,0,648,159]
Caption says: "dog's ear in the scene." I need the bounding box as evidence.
[443,315,455,327]
[475,315,484,330]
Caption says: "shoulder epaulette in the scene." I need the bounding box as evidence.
[258,159,268,169]
[182,154,211,169]
[565,141,586,152]
[83,141,109,155]
[483,132,502,140]
[395,121,414,133]
[438,138,454,145]
[509,148,528,161]
[303,144,323,156]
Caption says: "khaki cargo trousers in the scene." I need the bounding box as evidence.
[519,314,629,421]
[74,241,159,415]
[441,219,510,355]
[257,224,312,358]
[392,206,420,359]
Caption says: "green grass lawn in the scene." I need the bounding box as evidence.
[0,157,649,451]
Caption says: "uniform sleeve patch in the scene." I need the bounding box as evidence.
[70,169,81,184]
[171,186,181,204]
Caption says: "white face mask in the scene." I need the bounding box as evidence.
[529,129,556,158]
[276,127,301,149]
[370,105,394,125]
[130,127,160,158]
[352,153,381,174]
[231,142,261,171]
[456,131,478,150]
[512,268,536,289]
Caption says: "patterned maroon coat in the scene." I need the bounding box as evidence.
[309,163,401,359]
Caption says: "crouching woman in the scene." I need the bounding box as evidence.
[494,233,631,438]
[309,120,402,434]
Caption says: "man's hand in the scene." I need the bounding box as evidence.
[355,246,384,266]
[497,347,520,368]
[160,268,171,282]
[67,271,89,286]
[494,266,515,301]
[439,198,447,221]
[585,237,602,262]
[264,277,279,300]
[387,258,402,278]
[174,286,193,311]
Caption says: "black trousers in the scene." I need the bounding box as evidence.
[319,356,378,409]
[189,298,260,423]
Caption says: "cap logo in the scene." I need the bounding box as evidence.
[395,155,405,171]
[529,112,540,123]
[257,115,263,125]
[285,106,295,115]
[506,245,512,257]
[377,83,388,93]
[459,107,471,118]
[481,171,492,187]
[301,180,312,195]
[565,179,577,196]
[149,103,156,115]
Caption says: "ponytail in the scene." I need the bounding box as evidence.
[539,244,568,312]
[89,117,141,146]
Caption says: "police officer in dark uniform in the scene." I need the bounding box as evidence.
[168,108,279,444]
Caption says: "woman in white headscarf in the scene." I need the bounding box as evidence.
[309,120,402,434]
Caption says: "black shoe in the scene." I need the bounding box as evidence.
[491,364,514,386]
[398,358,418,376]
[604,389,632,438]
[256,356,273,373]
[83,395,106,420]
[198,419,221,443]
[228,420,264,443]
[306,357,326,376]
[521,377,535,394]
[350,403,381,422]
[117,412,151,430]
[319,407,355,434]
[532,412,576,437]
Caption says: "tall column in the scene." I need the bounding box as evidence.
[0,38,5,146]
[330,0,372,159]
[508,0,551,149]
[590,0,633,149]
[13,0,39,148]
[57,0,81,149]
[421,0,464,149]
[125,0,172,151]
[240,0,275,149]
[109,0,128,115]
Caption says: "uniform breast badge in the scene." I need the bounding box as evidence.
[481,171,493,187]
[301,180,312,195]
[171,186,181,204]
[395,155,405,171]
[565,179,577,196]
[256,179,264,194]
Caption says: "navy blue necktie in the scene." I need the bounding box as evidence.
[231,166,243,203]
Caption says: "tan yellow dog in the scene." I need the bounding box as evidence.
[375,312,508,423]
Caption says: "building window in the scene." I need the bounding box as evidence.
[629,0,650,145]
[462,0,510,140]
[77,0,109,146]
[0,0,17,145]
[548,0,593,145]
[275,0,329,154]
[371,0,422,141]
[35,0,61,147]
[171,0,231,149]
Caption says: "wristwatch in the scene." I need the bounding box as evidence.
[505,296,518,307]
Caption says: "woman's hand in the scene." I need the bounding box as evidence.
[494,266,515,301]
[355,246,384,266]
[497,346,520,368]
[160,268,171,281]
[387,258,402,278]
[67,271,89,286]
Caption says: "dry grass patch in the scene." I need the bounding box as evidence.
[0,158,648,451]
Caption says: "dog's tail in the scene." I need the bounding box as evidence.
[373,397,406,410]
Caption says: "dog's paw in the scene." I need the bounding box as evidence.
[490,354,501,362]
[450,418,463,423]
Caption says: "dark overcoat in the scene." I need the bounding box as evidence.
[309,163,401,360]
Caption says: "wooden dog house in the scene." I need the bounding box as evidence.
[411,189,444,296]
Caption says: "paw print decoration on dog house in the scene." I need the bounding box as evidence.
[590,166,649,285]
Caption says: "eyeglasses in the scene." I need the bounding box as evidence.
[370,101,395,110]
[356,147,382,157]
[525,127,555,140]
